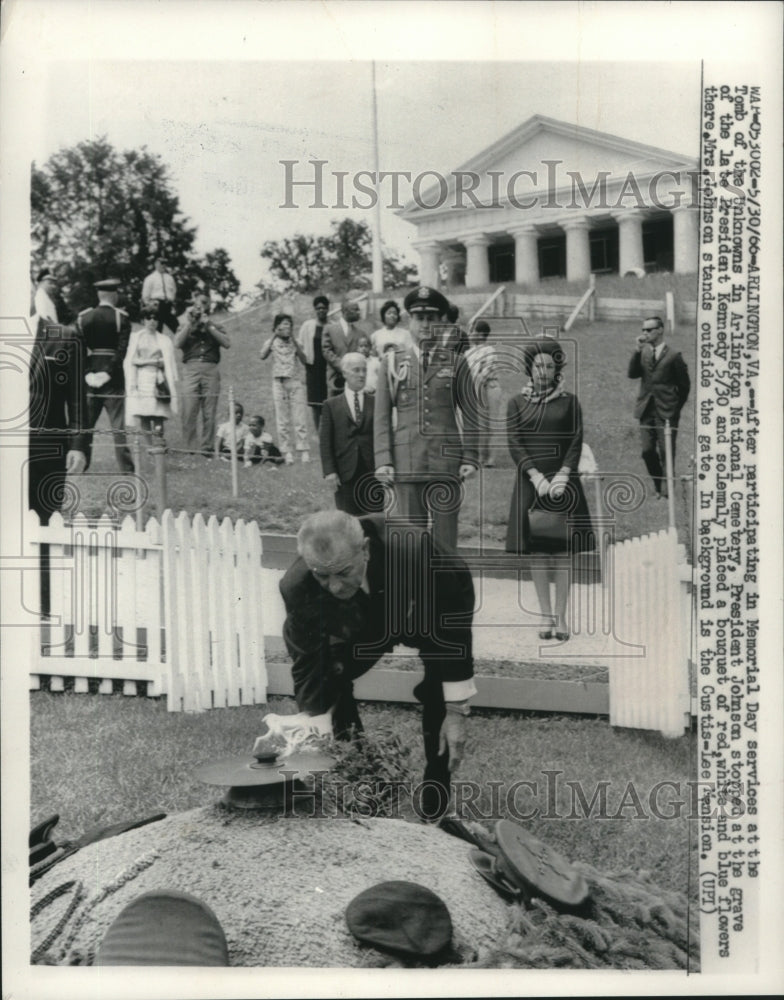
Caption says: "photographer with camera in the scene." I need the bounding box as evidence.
[174,293,231,457]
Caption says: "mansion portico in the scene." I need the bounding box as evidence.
[399,116,699,288]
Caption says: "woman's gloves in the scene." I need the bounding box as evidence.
[529,467,571,499]
[549,468,570,499]
[528,469,551,498]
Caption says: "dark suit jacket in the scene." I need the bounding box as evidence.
[628,344,690,423]
[319,392,375,484]
[28,320,89,520]
[279,515,475,716]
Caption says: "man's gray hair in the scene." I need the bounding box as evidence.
[297,510,365,560]
[340,352,366,372]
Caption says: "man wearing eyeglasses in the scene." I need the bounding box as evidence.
[628,316,690,499]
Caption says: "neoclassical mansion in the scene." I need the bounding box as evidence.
[399,115,699,289]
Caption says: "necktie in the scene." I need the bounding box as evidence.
[353,392,362,424]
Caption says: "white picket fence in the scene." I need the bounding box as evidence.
[27,510,267,712]
[607,527,692,737]
[26,513,693,734]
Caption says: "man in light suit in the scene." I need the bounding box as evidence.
[374,286,479,553]
[628,315,691,499]
[319,353,383,515]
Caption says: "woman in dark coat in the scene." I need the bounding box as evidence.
[505,340,594,641]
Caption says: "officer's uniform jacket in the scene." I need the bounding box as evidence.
[76,304,132,391]
[374,336,479,477]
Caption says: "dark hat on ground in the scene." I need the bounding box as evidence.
[94,277,122,291]
[313,295,329,308]
[95,890,229,966]
[346,881,452,957]
[403,286,449,316]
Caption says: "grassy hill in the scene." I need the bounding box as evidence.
[74,305,697,547]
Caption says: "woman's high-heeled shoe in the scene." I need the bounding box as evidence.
[554,631,570,642]
[538,629,553,640]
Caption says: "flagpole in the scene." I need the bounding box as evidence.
[371,61,383,294]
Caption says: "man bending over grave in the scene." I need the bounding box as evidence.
[270,510,477,819]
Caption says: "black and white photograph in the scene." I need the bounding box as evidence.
[1,2,782,998]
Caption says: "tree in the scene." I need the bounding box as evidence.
[259,218,417,295]
[323,219,373,290]
[192,248,241,310]
[31,137,239,318]
[259,233,333,293]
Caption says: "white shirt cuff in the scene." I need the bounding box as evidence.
[442,679,477,702]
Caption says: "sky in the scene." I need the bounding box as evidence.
[12,0,723,298]
[31,58,702,295]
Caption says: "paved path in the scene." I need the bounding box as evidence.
[261,565,643,670]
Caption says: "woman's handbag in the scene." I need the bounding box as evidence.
[527,502,569,548]
[155,374,171,404]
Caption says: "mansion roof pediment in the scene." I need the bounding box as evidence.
[399,114,698,220]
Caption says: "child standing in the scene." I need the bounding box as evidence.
[356,334,381,393]
[260,313,310,464]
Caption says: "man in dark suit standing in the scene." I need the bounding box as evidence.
[28,306,89,615]
[28,314,89,522]
[628,315,690,499]
[319,353,384,515]
[279,510,477,819]
[77,277,134,472]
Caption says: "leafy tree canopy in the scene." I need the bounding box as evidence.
[259,218,416,295]
[31,137,240,317]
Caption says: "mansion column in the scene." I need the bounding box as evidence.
[672,205,699,274]
[509,224,539,285]
[464,234,491,288]
[413,241,441,287]
[613,210,645,275]
[562,217,591,282]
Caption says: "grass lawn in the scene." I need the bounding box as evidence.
[31,691,697,899]
[70,312,697,548]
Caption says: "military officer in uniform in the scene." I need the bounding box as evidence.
[77,277,134,472]
[374,286,479,552]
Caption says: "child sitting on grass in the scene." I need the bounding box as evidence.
[215,402,250,461]
[242,415,284,468]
